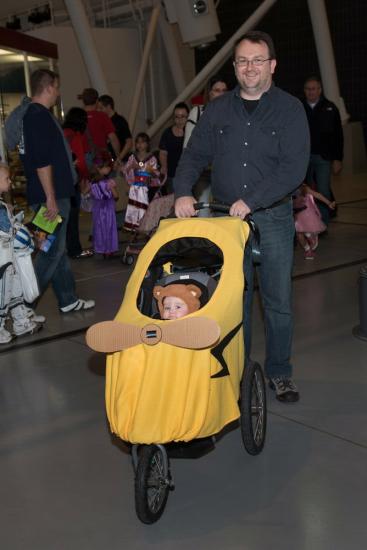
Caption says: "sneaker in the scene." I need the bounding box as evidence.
[0,328,13,344]
[60,299,95,313]
[307,234,318,251]
[70,249,94,259]
[304,249,314,260]
[31,313,46,324]
[13,318,42,337]
[269,377,300,402]
[24,306,46,324]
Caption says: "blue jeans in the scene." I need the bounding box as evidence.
[244,200,295,379]
[306,154,332,225]
[32,198,77,309]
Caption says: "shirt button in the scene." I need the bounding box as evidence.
[243,163,247,167]
[247,122,251,126]
[244,142,248,146]
[244,184,247,188]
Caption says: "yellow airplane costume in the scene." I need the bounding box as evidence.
[87,216,250,444]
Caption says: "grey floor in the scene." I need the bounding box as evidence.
[1,173,367,550]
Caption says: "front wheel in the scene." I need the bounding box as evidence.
[135,444,171,524]
[240,361,267,455]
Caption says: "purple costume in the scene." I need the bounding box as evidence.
[91,178,118,254]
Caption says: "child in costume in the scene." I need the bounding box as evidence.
[88,151,119,256]
[294,183,336,260]
[153,283,202,320]
[0,163,43,343]
[122,133,162,231]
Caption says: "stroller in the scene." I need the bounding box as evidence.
[121,193,174,265]
[86,205,267,524]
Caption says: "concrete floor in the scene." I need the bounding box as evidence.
[1,173,367,550]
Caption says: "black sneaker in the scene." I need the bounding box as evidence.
[269,377,299,402]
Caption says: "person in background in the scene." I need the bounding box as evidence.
[184,75,229,216]
[159,102,189,194]
[0,163,43,343]
[302,76,343,226]
[294,183,335,260]
[98,94,132,165]
[79,88,120,163]
[63,107,94,259]
[98,94,133,228]
[122,132,162,231]
[174,31,310,403]
[21,69,95,313]
[87,151,119,258]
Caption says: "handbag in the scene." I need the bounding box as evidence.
[14,254,39,303]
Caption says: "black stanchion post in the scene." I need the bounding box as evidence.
[353,265,367,341]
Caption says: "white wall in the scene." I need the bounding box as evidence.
[27,25,145,131]
[27,24,195,139]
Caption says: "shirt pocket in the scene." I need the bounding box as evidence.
[213,125,232,155]
[259,126,282,156]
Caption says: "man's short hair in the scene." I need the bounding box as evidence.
[304,76,322,87]
[79,88,99,106]
[174,102,189,115]
[98,94,114,110]
[30,69,58,97]
[233,30,276,60]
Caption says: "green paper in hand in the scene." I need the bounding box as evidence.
[32,206,62,234]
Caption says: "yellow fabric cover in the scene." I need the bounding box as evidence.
[105,217,249,444]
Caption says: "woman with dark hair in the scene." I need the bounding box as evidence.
[63,107,94,258]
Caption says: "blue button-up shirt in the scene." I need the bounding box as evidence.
[174,84,310,212]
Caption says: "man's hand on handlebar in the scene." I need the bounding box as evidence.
[229,199,251,220]
[174,196,198,218]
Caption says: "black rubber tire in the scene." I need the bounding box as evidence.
[240,361,267,455]
[135,445,170,524]
[125,255,134,266]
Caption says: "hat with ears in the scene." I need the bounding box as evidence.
[153,283,202,318]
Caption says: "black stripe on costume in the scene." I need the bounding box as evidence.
[210,322,242,379]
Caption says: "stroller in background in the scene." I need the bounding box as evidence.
[87,204,267,525]
[121,193,175,265]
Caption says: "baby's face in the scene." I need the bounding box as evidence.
[162,296,189,320]
[0,168,11,194]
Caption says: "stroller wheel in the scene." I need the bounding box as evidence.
[135,444,172,524]
[240,361,267,455]
[125,255,135,266]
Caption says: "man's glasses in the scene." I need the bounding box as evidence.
[234,58,271,68]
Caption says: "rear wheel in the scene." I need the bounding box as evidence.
[135,444,171,524]
[240,361,267,455]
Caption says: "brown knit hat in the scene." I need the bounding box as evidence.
[153,283,202,318]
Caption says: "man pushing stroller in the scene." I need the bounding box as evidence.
[174,31,310,403]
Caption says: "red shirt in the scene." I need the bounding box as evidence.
[86,110,115,150]
[63,128,89,179]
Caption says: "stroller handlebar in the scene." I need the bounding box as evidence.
[194,202,229,213]
[193,202,261,264]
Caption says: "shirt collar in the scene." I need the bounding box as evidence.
[234,82,275,101]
